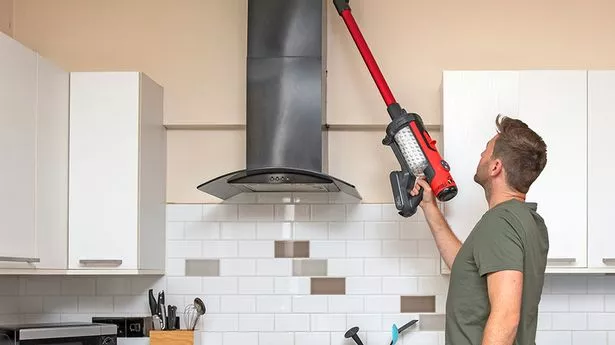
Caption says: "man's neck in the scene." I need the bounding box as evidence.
[486,185,526,209]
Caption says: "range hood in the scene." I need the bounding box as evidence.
[197,0,361,200]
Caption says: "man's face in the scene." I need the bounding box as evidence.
[473,135,497,187]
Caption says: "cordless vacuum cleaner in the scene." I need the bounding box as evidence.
[333,0,458,217]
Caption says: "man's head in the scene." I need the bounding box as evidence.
[474,115,547,194]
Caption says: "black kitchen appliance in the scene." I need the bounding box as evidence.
[0,322,116,345]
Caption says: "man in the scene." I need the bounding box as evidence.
[410,115,549,345]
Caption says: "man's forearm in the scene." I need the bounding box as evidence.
[481,311,520,345]
[422,203,462,269]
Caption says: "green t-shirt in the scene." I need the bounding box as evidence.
[445,199,549,345]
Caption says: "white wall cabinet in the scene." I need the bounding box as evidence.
[0,32,38,268]
[0,32,70,273]
[68,72,166,274]
[587,71,615,271]
[442,69,614,274]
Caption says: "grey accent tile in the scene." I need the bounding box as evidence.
[293,259,327,276]
[311,277,345,295]
[185,259,220,276]
[275,240,309,258]
[400,295,436,313]
[419,313,445,331]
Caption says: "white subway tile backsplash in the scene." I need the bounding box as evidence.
[257,296,292,313]
[2,202,611,345]
[346,277,382,295]
[223,332,259,345]
[295,332,331,345]
[220,222,257,239]
[328,259,364,276]
[239,314,275,331]
[347,204,382,221]
[201,240,238,257]
[310,241,347,258]
[202,204,237,221]
[259,332,294,345]
[78,296,113,313]
[167,204,202,221]
[382,277,419,295]
[311,314,347,331]
[43,296,78,313]
[347,240,382,258]
[274,205,311,222]
[257,222,293,239]
[552,313,587,330]
[570,295,605,312]
[238,277,274,294]
[588,313,615,330]
[292,295,328,313]
[256,259,292,276]
[364,222,400,239]
[274,314,310,331]
[328,296,364,313]
[401,258,438,276]
[238,240,273,257]
[293,222,328,240]
[573,331,608,345]
[365,258,399,276]
[347,314,382,331]
[238,204,274,221]
[166,221,185,239]
[365,296,399,313]
[312,204,346,221]
[167,277,202,294]
[220,259,257,276]
[184,221,220,239]
[382,240,418,257]
[329,222,364,239]
[274,277,310,295]
[221,295,256,313]
[167,240,202,258]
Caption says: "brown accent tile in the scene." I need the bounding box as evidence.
[400,295,436,313]
[311,277,345,295]
[275,240,309,258]
[419,313,445,331]
[185,259,219,276]
[293,259,327,276]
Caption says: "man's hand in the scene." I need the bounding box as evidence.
[409,177,437,209]
[481,270,523,345]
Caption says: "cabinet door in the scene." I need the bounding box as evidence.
[35,54,69,270]
[442,70,520,248]
[587,71,615,270]
[517,71,587,269]
[69,72,139,270]
[0,33,37,265]
[443,70,588,271]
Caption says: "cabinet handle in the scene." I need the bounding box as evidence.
[602,258,615,265]
[547,257,576,264]
[79,259,123,266]
[0,256,40,263]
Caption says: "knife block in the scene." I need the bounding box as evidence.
[149,330,194,345]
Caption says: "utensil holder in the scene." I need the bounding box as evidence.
[150,330,194,345]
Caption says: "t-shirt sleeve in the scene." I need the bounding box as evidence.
[472,214,524,277]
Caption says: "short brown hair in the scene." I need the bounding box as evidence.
[492,115,547,193]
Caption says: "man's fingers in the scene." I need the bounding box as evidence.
[416,178,431,190]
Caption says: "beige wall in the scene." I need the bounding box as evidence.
[0,0,12,36]
[10,0,615,203]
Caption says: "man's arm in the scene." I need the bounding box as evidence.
[422,202,462,269]
[481,270,523,345]
[411,178,462,269]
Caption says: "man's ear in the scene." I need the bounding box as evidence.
[490,158,503,176]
